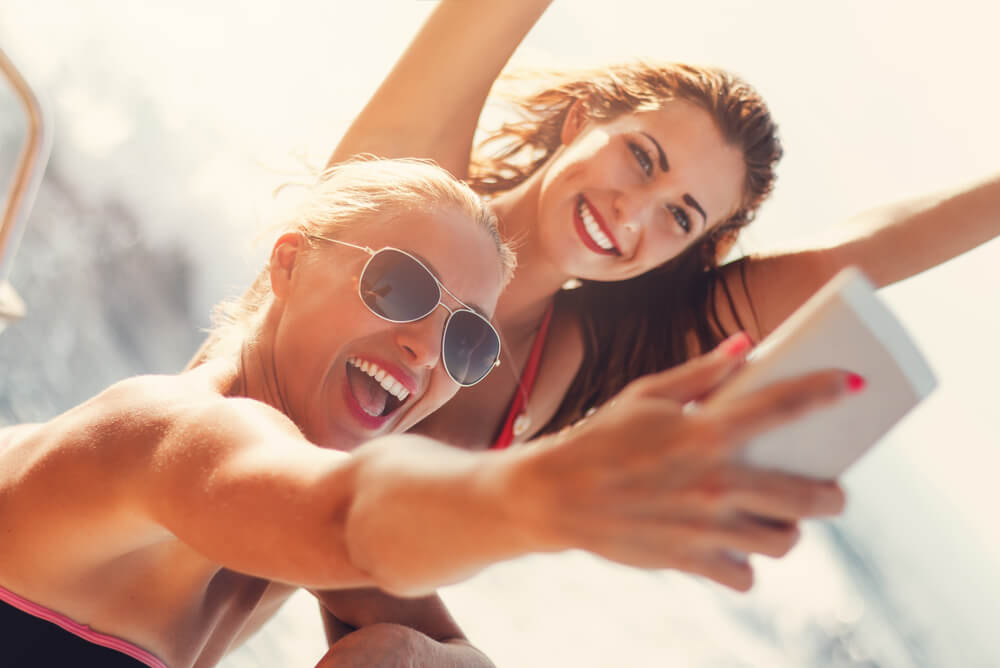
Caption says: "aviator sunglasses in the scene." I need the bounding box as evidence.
[307,234,502,387]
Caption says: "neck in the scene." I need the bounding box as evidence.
[489,168,573,338]
[231,314,290,417]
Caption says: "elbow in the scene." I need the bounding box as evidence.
[341,497,434,598]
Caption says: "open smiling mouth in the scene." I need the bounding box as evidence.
[575,196,621,256]
[345,357,411,420]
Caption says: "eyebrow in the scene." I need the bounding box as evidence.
[641,131,708,230]
[406,249,489,317]
[683,194,708,229]
[641,132,669,172]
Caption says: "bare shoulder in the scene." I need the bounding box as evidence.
[105,368,301,442]
[714,249,842,344]
[57,371,298,456]
[0,369,301,533]
[0,369,311,582]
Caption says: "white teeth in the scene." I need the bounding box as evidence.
[383,378,409,402]
[347,357,411,402]
[578,200,616,251]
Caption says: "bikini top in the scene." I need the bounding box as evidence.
[491,301,555,449]
[0,584,167,667]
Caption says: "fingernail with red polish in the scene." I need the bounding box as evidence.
[846,373,866,393]
[721,332,751,358]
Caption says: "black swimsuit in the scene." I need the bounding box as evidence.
[0,596,154,667]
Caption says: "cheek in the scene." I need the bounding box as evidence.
[396,373,459,433]
[282,290,371,366]
[423,371,460,413]
[545,135,615,190]
[636,229,693,273]
[566,142,626,186]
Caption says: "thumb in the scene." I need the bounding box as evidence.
[632,332,752,404]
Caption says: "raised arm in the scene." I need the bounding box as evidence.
[328,0,552,176]
[721,172,1000,339]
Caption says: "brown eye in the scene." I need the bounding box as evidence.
[628,142,653,177]
[667,205,691,233]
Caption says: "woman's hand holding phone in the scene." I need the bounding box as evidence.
[504,334,859,591]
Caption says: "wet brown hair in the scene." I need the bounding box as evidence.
[469,62,781,433]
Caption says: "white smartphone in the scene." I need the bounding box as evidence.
[704,267,937,479]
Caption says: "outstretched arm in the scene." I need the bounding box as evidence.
[14,351,852,597]
[328,0,552,176]
[330,338,854,594]
[721,172,1000,339]
[143,349,852,595]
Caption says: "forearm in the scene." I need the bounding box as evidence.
[821,171,1000,287]
[735,172,1000,336]
[344,435,555,597]
[330,0,553,173]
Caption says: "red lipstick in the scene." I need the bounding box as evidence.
[573,195,621,256]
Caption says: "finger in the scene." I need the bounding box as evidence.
[676,548,755,592]
[712,516,802,558]
[632,332,752,404]
[708,369,860,447]
[724,470,846,520]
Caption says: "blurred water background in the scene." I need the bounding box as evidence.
[1,2,998,666]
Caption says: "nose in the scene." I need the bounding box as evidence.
[613,187,648,228]
[612,190,646,246]
[394,306,445,371]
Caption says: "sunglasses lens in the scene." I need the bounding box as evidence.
[360,249,440,322]
[443,310,500,386]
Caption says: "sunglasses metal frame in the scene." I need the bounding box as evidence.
[305,234,502,387]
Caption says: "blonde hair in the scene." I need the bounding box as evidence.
[205,157,514,360]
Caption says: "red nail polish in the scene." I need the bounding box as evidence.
[846,373,866,393]
[722,332,751,358]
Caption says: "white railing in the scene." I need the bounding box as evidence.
[0,46,52,333]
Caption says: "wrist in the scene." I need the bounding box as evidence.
[483,438,570,556]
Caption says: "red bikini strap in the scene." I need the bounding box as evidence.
[491,301,555,449]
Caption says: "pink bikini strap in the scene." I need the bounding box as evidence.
[0,584,168,668]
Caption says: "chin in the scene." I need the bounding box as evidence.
[390,411,421,436]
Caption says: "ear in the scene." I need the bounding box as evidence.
[560,98,590,146]
[269,232,304,300]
